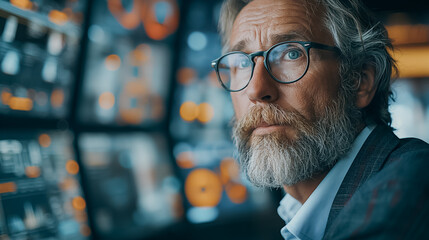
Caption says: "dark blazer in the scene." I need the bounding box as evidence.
[323,125,429,239]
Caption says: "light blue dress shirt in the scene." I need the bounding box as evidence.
[277,125,375,240]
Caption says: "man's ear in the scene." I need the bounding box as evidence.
[356,64,376,109]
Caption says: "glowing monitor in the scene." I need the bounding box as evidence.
[0,131,90,239]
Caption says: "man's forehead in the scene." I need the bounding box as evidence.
[228,0,321,52]
[229,32,309,52]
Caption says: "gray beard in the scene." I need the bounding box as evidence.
[232,96,359,188]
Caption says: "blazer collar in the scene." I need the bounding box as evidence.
[325,125,400,232]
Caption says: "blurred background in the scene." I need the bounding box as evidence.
[0,0,428,239]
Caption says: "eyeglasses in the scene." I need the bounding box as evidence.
[211,41,340,92]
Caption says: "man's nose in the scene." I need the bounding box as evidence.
[245,57,279,103]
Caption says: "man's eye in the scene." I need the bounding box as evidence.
[284,49,303,60]
[238,59,250,68]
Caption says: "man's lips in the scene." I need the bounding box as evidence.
[252,123,285,135]
[256,122,271,128]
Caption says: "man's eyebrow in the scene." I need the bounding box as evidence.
[228,32,309,53]
[271,32,308,43]
[229,39,248,52]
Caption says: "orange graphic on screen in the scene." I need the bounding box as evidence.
[48,10,68,25]
[225,183,247,204]
[104,54,121,71]
[80,224,91,237]
[66,160,80,175]
[176,151,195,169]
[10,0,33,10]
[38,134,51,148]
[1,89,12,105]
[108,0,142,30]
[129,44,151,66]
[72,196,87,211]
[183,157,248,206]
[179,101,198,122]
[141,0,179,40]
[220,158,248,203]
[119,81,148,124]
[99,92,115,110]
[177,68,196,85]
[51,89,65,108]
[0,182,17,194]
[8,97,33,111]
[197,102,214,123]
[185,168,223,207]
[25,166,41,178]
[220,157,240,184]
[107,0,179,39]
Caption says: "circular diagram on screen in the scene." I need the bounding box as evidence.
[107,0,141,29]
[184,168,222,207]
[141,0,179,40]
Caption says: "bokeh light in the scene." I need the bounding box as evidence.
[10,0,33,10]
[48,10,68,25]
[38,134,52,148]
[185,168,223,207]
[177,68,196,85]
[187,31,207,51]
[25,166,41,178]
[179,101,198,122]
[104,54,121,71]
[99,92,115,110]
[0,182,17,194]
[80,224,92,237]
[66,160,80,175]
[51,89,65,108]
[8,97,33,111]
[1,89,12,105]
[197,102,214,123]
[220,157,240,184]
[72,196,87,211]
[225,183,247,204]
[176,151,195,169]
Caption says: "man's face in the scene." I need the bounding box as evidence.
[230,0,359,187]
[230,0,340,135]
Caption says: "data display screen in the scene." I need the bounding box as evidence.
[78,0,180,126]
[0,131,90,240]
[79,133,182,239]
[0,0,86,119]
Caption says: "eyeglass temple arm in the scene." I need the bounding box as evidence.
[310,42,341,54]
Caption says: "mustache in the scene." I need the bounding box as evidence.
[233,104,313,137]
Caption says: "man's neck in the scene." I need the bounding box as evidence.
[283,171,328,204]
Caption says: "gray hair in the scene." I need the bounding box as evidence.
[219,0,397,127]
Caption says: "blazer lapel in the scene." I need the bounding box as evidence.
[325,125,400,232]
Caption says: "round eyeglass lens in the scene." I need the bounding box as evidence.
[267,43,308,83]
[218,53,252,91]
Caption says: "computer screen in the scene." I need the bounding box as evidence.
[0,131,91,239]
[78,0,179,126]
[78,133,182,239]
[0,0,86,119]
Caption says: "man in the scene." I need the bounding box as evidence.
[211,0,429,239]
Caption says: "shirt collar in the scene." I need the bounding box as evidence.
[278,125,375,240]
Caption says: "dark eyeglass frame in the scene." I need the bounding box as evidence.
[211,41,341,92]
